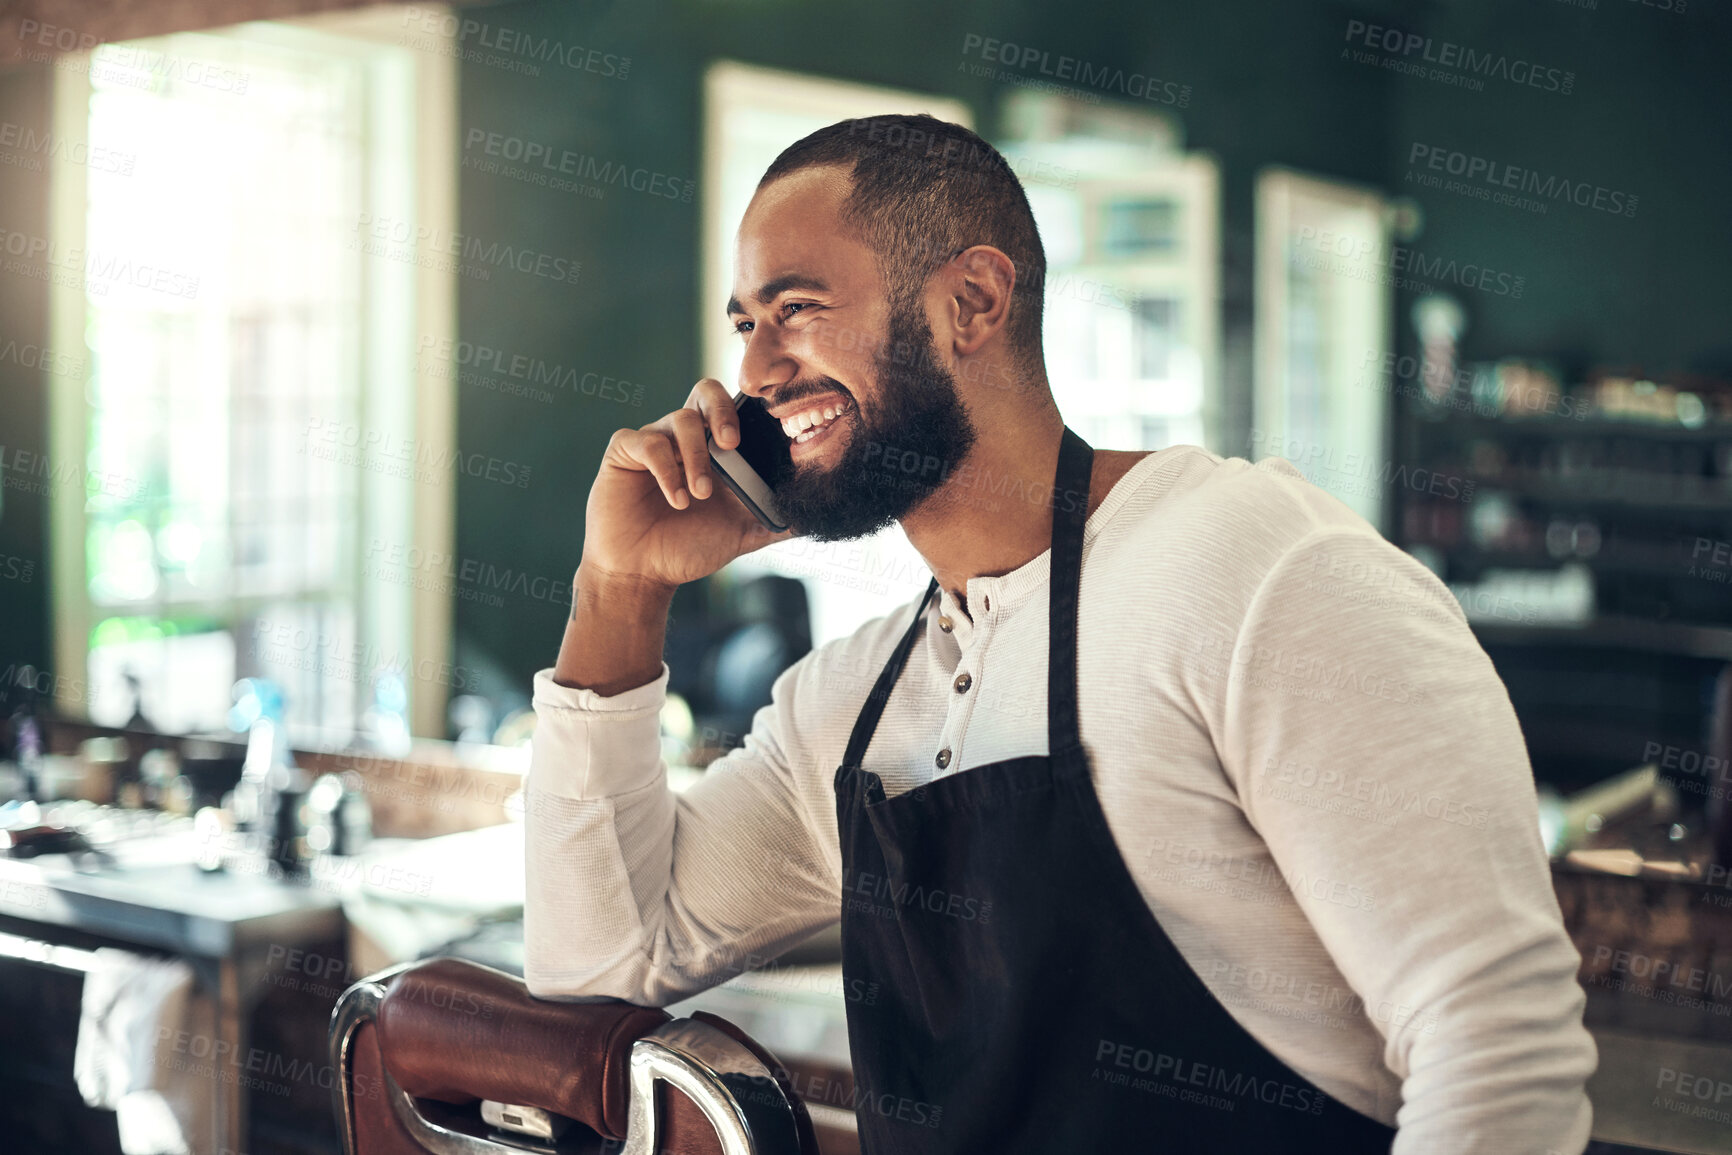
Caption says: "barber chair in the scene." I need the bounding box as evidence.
[329,958,822,1155]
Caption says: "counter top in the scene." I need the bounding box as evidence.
[0,841,343,958]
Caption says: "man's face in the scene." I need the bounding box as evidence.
[728,167,977,542]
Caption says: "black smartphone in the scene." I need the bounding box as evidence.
[707,391,794,533]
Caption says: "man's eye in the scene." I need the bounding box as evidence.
[733,303,815,338]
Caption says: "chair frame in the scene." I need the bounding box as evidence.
[328,963,806,1155]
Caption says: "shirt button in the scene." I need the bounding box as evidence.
[953,673,972,694]
[935,747,952,770]
[983,595,991,612]
[938,616,954,633]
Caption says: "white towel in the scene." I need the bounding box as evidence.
[74,947,215,1155]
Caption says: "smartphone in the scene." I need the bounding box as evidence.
[707,391,794,533]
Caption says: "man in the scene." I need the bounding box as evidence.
[525,114,1596,1153]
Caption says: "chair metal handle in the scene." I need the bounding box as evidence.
[619,1019,804,1155]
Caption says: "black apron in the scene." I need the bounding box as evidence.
[833,426,1397,1153]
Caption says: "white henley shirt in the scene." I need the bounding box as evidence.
[523,444,1597,1154]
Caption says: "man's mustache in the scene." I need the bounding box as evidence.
[766,378,854,417]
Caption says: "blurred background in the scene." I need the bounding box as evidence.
[2,0,1730,776]
[0,1,1729,1153]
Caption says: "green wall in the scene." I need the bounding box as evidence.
[2,0,1726,727]
[451,0,1400,701]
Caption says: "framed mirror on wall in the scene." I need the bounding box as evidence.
[999,90,1221,457]
[1253,167,1393,532]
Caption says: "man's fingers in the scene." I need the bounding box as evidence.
[689,378,739,449]
[667,408,714,500]
[625,429,690,509]
[610,383,748,513]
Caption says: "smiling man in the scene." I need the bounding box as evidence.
[525,114,1596,1153]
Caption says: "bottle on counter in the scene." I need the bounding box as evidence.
[231,679,310,878]
[305,771,372,859]
[138,747,180,811]
[7,667,45,803]
[358,668,413,755]
[113,667,159,808]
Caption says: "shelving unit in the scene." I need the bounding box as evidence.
[1398,372,1732,629]
[1391,365,1732,788]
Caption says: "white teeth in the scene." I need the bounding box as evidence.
[781,398,850,440]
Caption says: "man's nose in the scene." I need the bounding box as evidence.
[738,327,799,400]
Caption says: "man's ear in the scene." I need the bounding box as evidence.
[942,245,1017,358]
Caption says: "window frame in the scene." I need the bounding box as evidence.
[46,7,459,740]
[1253,166,1393,531]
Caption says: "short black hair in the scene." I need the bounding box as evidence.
[758,113,1047,374]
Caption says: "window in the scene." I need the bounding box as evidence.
[48,11,457,742]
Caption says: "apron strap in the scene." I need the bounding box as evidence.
[837,424,1093,771]
[1047,425,1093,758]
[840,576,940,770]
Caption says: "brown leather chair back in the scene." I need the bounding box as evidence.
[329,958,820,1155]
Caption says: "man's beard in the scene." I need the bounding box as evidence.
[770,302,979,542]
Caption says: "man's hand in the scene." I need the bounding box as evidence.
[580,378,794,593]
[554,380,794,694]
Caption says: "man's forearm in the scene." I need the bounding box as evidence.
[527,566,841,1007]
[552,565,675,695]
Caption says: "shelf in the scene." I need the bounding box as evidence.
[1436,546,1703,581]
[1472,617,1732,662]
[1467,472,1732,514]
[1412,413,1732,442]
